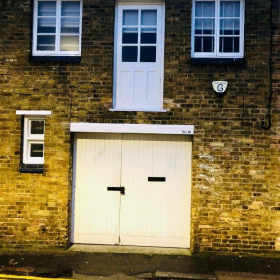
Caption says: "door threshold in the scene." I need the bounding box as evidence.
[68,244,191,256]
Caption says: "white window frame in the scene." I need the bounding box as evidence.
[16,111,52,165]
[32,0,83,56]
[23,116,45,164]
[191,0,245,58]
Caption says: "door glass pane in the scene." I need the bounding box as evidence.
[220,1,240,17]
[38,1,56,16]
[122,46,138,62]
[61,1,80,17]
[61,18,80,34]
[141,10,157,26]
[37,35,55,51]
[60,35,79,51]
[38,18,56,33]
[141,28,157,44]
[31,121,44,135]
[30,143,44,158]
[140,46,156,62]
[122,28,138,44]
[123,10,138,26]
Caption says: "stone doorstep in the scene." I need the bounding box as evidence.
[68,244,192,256]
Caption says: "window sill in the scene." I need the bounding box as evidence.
[20,163,44,174]
[29,56,81,63]
[109,109,168,112]
[190,58,246,65]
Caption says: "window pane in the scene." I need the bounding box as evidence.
[122,46,138,62]
[61,1,80,17]
[203,36,214,52]
[38,1,56,16]
[31,121,44,134]
[37,35,55,51]
[195,36,214,52]
[219,37,239,52]
[38,18,56,33]
[195,19,215,35]
[220,1,240,17]
[141,10,157,26]
[140,46,156,62]
[60,36,79,51]
[195,2,203,17]
[123,10,138,26]
[220,19,240,35]
[122,28,138,44]
[203,1,215,17]
[141,28,157,44]
[61,18,80,34]
[30,143,44,158]
[195,19,202,34]
[194,37,202,52]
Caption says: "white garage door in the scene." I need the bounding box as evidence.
[72,133,192,248]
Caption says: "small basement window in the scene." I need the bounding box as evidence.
[16,111,51,173]
[23,117,45,164]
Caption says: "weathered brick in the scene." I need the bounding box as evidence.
[0,0,279,254]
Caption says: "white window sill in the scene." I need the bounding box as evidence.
[109,109,169,112]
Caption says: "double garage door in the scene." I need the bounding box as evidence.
[72,133,192,248]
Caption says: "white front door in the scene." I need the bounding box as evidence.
[114,4,165,111]
[72,133,192,248]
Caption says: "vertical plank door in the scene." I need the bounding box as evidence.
[72,133,122,244]
[120,134,192,248]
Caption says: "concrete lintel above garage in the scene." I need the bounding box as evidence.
[70,123,194,135]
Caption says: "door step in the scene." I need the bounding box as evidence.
[68,244,191,256]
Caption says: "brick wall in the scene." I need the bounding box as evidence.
[0,0,279,253]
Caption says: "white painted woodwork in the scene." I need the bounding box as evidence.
[72,133,122,244]
[16,110,52,115]
[70,123,194,135]
[72,133,192,248]
[114,4,165,111]
[120,134,192,248]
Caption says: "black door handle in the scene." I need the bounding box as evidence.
[107,187,125,195]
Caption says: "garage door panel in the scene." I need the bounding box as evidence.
[73,133,192,248]
[72,133,122,244]
[120,134,192,248]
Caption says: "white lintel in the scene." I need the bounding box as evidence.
[16,110,52,115]
[70,123,194,135]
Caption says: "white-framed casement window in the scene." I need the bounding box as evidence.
[113,3,165,111]
[191,0,244,58]
[23,116,45,164]
[33,0,82,56]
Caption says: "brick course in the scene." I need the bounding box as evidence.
[0,0,279,253]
